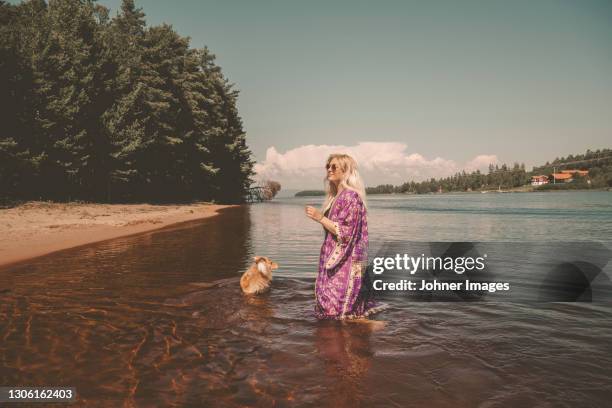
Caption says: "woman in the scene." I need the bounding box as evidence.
[305,154,383,320]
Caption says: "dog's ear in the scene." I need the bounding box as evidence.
[253,256,262,263]
[271,262,279,270]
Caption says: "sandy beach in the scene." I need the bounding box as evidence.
[0,201,234,269]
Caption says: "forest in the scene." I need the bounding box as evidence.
[0,0,254,203]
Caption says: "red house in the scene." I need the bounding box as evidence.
[551,173,573,183]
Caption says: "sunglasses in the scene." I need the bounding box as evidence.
[325,163,339,172]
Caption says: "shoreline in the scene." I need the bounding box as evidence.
[0,201,236,270]
[364,187,611,196]
[296,187,611,197]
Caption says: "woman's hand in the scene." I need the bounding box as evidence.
[305,206,323,222]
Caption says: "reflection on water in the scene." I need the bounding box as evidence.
[1,193,612,406]
[315,322,374,407]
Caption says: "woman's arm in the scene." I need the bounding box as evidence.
[305,206,338,236]
[319,215,338,236]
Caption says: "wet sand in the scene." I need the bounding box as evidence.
[0,201,234,268]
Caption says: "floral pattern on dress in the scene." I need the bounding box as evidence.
[314,189,384,320]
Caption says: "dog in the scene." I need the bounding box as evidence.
[240,256,279,294]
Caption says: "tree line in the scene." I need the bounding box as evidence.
[0,0,254,203]
[367,162,529,194]
[366,148,612,194]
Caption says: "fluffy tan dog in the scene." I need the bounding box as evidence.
[240,256,279,294]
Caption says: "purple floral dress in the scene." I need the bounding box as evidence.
[314,189,383,320]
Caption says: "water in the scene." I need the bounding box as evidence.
[1,191,611,406]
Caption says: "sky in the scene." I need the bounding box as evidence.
[17,0,612,188]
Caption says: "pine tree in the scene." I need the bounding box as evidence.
[134,23,191,201]
[102,0,148,201]
[25,0,106,200]
[0,1,26,199]
[199,48,254,203]
[0,0,49,200]
[173,46,218,200]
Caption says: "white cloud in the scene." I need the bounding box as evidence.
[464,154,499,172]
[253,142,498,189]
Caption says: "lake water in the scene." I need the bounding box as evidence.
[1,191,611,406]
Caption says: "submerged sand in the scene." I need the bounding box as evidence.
[0,201,234,268]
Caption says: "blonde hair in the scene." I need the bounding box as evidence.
[322,153,367,213]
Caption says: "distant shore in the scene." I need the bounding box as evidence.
[295,186,611,197]
[0,201,235,269]
[374,187,611,195]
